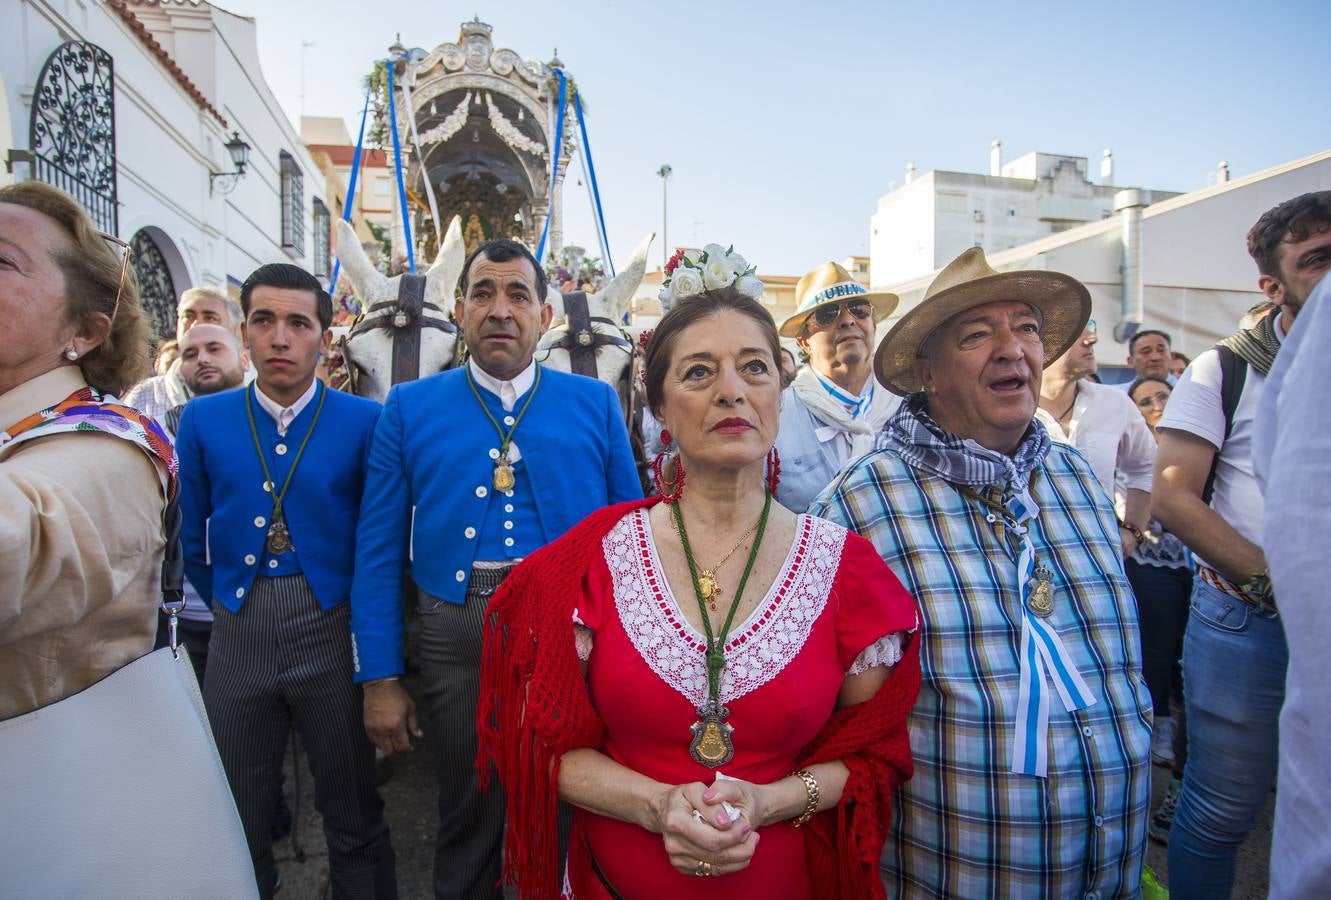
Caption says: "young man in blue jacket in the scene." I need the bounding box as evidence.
[351,239,640,899]
[177,263,396,900]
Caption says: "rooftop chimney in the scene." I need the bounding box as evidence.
[990,139,1002,177]
[905,161,916,184]
[1217,161,1230,183]
[1100,148,1114,184]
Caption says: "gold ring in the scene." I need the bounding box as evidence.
[694,859,708,877]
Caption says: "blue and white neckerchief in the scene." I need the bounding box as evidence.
[1001,482,1097,778]
[813,369,873,420]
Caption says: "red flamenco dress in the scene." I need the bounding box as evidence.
[478,499,921,900]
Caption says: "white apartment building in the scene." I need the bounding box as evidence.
[870,142,1178,287]
[1,0,330,341]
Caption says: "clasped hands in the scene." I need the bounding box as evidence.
[649,778,768,878]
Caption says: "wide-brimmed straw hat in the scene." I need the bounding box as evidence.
[873,247,1091,395]
[778,261,900,338]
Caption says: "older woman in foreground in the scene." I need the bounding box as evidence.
[477,246,920,899]
[0,181,173,718]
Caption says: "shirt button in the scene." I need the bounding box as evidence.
[275,443,288,455]
[475,486,488,498]
[489,448,500,460]
[268,559,279,569]
[464,526,476,539]
[235,587,245,598]
[254,516,266,528]
[503,415,515,426]
[1094,815,1104,828]
[1082,726,1094,738]
[455,570,466,582]
[504,537,515,547]
[504,520,514,530]
[244,554,256,565]
[504,504,514,513]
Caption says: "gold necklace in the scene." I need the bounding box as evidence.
[671,507,762,611]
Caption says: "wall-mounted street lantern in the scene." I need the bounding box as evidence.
[209,131,251,196]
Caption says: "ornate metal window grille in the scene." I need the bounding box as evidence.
[130,229,178,341]
[29,41,119,234]
[280,151,304,253]
[311,197,331,278]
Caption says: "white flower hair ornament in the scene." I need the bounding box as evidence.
[658,244,763,310]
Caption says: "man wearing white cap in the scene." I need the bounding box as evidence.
[774,261,900,511]
[809,247,1150,897]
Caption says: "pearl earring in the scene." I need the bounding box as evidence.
[65,348,79,361]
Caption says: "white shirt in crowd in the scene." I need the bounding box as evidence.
[1156,318,1285,567]
[1253,275,1331,899]
[253,377,318,437]
[1035,378,1155,499]
[467,358,535,461]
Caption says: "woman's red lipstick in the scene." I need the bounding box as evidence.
[712,417,753,433]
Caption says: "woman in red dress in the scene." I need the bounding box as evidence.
[479,252,921,899]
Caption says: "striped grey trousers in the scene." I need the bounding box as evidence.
[205,575,397,899]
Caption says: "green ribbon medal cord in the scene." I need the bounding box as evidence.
[672,489,772,767]
[465,363,542,491]
[245,383,327,555]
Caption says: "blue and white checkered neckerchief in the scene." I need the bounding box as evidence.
[813,368,874,420]
[879,393,1096,778]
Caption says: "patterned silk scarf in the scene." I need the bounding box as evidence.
[879,394,1096,777]
[1218,309,1283,377]
[2,385,178,498]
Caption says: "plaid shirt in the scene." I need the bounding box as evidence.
[809,425,1151,898]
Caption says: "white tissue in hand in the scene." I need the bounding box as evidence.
[713,772,744,823]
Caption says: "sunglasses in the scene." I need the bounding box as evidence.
[97,231,131,325]
[809,299,873,330]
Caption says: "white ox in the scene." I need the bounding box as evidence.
[335,217,465,402]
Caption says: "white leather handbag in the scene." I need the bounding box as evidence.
[0,495,257,899]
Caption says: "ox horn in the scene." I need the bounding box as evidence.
[593,232,655,324]
[335,219,386,298]
[425,215,466,303]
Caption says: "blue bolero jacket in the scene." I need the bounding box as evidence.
[176,382,381,613]
[350,365,641,682]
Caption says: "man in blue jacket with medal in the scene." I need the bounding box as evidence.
[351,238,641,899]
[176,263,396,899]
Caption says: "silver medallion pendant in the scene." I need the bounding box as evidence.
[266,515,293,555]
[688,700,734,768]
[1027,564,1055,618]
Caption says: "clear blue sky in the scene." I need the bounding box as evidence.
[220,0,1331,277]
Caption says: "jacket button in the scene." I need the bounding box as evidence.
[504,537,515,548]
[244,554,256,565]
[475,486,488,498]
[455,570,466,582]
[504,520,514,530]
[268,559,279,569]
[464,527,476,539]
[488,448,500,460]
[254,516,266,528]
[235,587,245,598]
[504,504,514,513]
[275,443,288,455]
[503,415,515,426]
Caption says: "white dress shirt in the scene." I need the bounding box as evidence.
[468,358,536,461]
[253,378,319,437]
[1035,378,1155,498]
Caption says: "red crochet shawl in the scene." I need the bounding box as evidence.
[477,498,921,899]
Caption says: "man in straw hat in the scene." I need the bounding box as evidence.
[809,247,1151,896]
[774,261,900,511]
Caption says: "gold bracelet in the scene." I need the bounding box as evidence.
[789,769,819,828]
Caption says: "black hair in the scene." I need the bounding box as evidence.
[1247,191,1331,278]
[458,239,548,303]
[1128,328,1171,354]
[1129,375,1173,397]
[239,263,333,329]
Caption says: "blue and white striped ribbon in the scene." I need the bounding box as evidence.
[1005,486,1096,778]
[813,369,872,419]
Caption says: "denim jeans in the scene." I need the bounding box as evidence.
[1168,578,1287,899]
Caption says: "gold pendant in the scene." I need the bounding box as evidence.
[266,516,293,555]
[493,456,515,492]
[698,570,720,612]
[689,701,735,768]
[1027,564,1054,618]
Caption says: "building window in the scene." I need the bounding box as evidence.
[280,151,304,253]
[311,198,331,278]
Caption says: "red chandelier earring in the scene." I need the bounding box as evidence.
[651,430,686,503]
[765,446,782,495]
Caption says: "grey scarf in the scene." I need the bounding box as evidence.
[1218,310,1282,377]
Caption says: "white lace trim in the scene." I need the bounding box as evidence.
[847,631,907,675]
[601,508,847,707]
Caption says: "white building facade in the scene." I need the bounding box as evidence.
[870,145,1178,287]
[1,0,331,340]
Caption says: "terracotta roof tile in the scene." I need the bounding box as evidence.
[307,145,389,168]
[109,0,228,127]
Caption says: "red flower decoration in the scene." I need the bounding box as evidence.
[663,249,686,276]
[638,329,655,349]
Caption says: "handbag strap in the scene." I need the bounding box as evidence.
[159,489,187,654]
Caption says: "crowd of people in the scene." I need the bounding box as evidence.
[1,174,1328,900]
